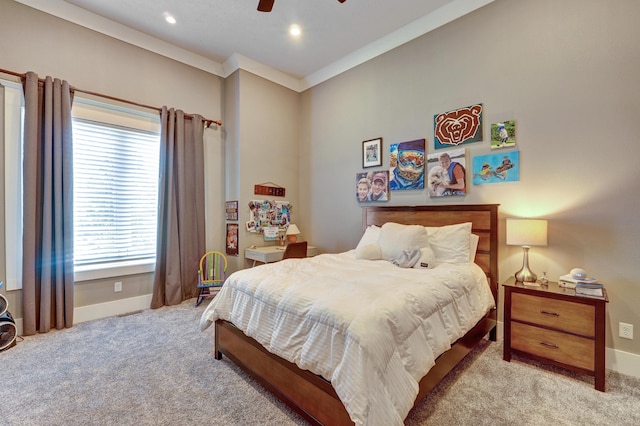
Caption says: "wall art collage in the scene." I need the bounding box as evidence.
[224,183,291,255]
[356,103,520,203]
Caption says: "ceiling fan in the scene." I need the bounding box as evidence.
[258,0,346,13]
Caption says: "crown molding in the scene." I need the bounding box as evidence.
[15,0,494,93]
[14,0,224,76]
[222,54,302,92]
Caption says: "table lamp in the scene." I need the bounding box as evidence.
[506,218,548,284]
[286,224,300,243]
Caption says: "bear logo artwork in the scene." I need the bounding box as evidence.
[434,104,483,146]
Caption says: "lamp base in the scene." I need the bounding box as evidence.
[514,246,539,285]
[287,235,298,243]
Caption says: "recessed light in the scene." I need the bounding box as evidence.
[164,12,176,25]
[289,24,302,37]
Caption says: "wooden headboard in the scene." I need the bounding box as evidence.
[362,204,499,304]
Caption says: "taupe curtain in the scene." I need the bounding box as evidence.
[21,72,74,335]
[151,107,206,308]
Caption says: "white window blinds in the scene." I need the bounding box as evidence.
[72,100,160,268]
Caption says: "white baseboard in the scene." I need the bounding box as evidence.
[74,294,154,324]
[14,317,23,338]
[12,307,640,379]
[606,347,640,378]
[14,294,153,337]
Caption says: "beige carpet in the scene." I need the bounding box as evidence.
[1,299,639,425]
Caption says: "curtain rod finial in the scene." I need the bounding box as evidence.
[206,120,222,129]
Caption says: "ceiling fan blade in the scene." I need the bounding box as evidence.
[257,0,274,12]
[257,0,343,12]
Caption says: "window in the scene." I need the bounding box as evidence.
[72,97,161,281]
[2,79,24,291]
[3,86,161,287]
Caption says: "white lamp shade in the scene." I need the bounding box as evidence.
[286,224,300,236]
[506,219,547,247]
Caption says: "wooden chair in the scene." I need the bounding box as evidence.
[282,241,307,259]
[195,251,227,307]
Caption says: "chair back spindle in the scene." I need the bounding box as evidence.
[196,251,227,306]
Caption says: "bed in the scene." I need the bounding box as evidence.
[200,204,498,425]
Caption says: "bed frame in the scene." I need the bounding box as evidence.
[214,204,499,425]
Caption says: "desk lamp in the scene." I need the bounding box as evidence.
[286,224,301,243]
[506,218,548,284]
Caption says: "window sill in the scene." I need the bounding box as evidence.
[74,259,155,282]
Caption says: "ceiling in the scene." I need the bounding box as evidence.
[17,0,493,91]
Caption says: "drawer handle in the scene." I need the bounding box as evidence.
[540,310,559,317]
[539,341,559,349]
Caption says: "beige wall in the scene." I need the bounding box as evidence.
[225,69,301,273]
[0,1,223,315]
[1,0,639,360]
[300,0,640,355]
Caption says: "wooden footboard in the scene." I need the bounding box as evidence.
[215,319,353,425]
[215,310,496,425]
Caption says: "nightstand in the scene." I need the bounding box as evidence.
[502,277,608,391]
[244,244,319,267]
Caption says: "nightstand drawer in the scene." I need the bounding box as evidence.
[512,293,595,337]
[511,322,594,371]
[503,279,608,391]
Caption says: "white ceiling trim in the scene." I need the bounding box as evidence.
[14,0,224,76]
[222,53,303,92]
[15,0,493,93]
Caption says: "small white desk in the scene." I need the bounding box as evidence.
[245,244,318,267]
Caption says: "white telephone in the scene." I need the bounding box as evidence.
[570,268,587,280]
[559,267,597,288]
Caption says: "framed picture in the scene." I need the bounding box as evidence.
[490,120,517,149]
[226,223,239,256]
[225,200,238,221]
[362,137,383,168]
[434,104,483,149]
[389,139,425,190]
[426,148,467,197]
[355,170,389,202]
[472,151,520,184]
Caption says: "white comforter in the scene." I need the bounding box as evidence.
[199,251,495,426]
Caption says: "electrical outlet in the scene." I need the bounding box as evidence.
[619,322,633,340]
[114,281,122,292]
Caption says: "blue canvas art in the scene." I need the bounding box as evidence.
[472,151,520,185]
[389,139,425,190]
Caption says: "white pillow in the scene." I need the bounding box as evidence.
[413,245,437,269]
[469,233,480,263]
[378,222,430,261]
[355,243,382,260]
[356,225,381,250]
[424,222,472,264]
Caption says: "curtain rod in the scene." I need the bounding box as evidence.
[0,67,222,127]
